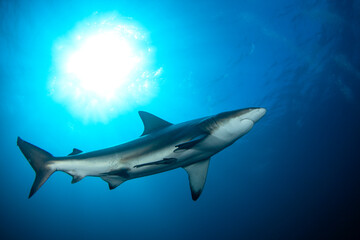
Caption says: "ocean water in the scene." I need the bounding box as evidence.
[1,0,359,239]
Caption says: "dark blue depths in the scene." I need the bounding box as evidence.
[0,0,359,239]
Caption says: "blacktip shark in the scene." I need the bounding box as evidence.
[17,108,266,201]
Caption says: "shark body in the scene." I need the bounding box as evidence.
[17,108,266,200]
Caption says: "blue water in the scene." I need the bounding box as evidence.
[1,0,359,239]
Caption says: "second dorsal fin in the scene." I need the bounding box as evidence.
[138,111,173,136]
[68,148,83,156]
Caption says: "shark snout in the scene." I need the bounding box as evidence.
[247,108,266,123]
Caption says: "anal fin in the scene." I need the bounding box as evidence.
[101,175,126,190]
[71,175,84,184]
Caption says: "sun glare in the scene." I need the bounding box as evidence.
[49,13,161,123]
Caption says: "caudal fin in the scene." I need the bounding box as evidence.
[17,137,55,198]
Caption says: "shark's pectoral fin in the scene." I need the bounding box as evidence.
[101,176,126,190]
[68,148,83,156]
[174,134,207,152]
[139,111,173,136]
[183,158,210,201]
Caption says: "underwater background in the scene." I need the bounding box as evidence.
[1,0,359,239]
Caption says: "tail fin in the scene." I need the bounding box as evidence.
[17,137,55,198]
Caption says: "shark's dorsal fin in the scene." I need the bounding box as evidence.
[183,158,210,201]
[139,111,173,136]
[68,148,83,156]
[101,176,126,190]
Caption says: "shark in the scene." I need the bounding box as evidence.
[17,108,266,201]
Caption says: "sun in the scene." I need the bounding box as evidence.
[49,12,162,123]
